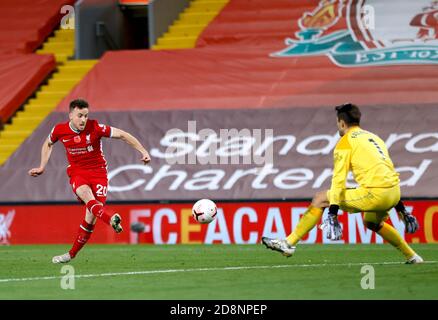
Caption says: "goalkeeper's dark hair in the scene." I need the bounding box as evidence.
[335,103,361,126]
[69,99,89,112]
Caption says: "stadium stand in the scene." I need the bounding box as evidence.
[0,54,55,125]
[153,0,229,49]
[37,29,75,64]
[0,0,76,54]
[58,48,438,111]
[0,0,435,199]
[195,0,316,48]
[58,0,438,110]
[0,0,97,165]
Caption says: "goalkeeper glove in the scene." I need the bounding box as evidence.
[320,205,343,240]
[398,209,419,234]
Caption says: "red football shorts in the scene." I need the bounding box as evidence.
[67,167,108,204]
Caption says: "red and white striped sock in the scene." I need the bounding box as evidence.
[86,200,111,225]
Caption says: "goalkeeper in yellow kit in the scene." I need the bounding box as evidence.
[262,103,423,264]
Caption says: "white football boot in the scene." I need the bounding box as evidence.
[406,254,424,264]
[52,252,72,264]
[261,237,296,257]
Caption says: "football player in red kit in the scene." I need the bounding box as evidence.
[28,99,151,263]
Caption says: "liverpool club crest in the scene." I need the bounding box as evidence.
[272,0,438,67]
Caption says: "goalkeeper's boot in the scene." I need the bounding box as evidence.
[52,252,72,264]
[110,213,123,233]
[261,237,295,257]
[406,254,424,264]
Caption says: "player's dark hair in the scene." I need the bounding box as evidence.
[69,99,89,112]
[335,103,361,126]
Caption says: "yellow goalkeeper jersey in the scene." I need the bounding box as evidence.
[329,126,400,205]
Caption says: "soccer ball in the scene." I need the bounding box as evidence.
[192,199,217,224]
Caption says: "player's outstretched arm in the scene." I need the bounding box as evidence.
[111,127,151,164]
[28,137,54,177]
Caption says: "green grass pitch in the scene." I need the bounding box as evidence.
[0,244,437,300]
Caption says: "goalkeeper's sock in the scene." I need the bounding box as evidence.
[377,222,416,259]
[86,200,111,225]
[286,206,323,246]
[69,219,95,258]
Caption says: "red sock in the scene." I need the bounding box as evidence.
[86,200,111,225]
[69,219,95,258]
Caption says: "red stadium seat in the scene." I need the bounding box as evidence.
[0,0,73,123]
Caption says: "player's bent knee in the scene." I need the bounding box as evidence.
[319,191,329,201]
[315,191,324,198]
[364,221,383,232]
[311,191,328,208]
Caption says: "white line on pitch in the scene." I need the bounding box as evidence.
[0,261,437,284]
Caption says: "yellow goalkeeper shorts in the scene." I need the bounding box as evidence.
[326,185,400,223]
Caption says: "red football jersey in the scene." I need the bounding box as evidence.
[49,120,112,172]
